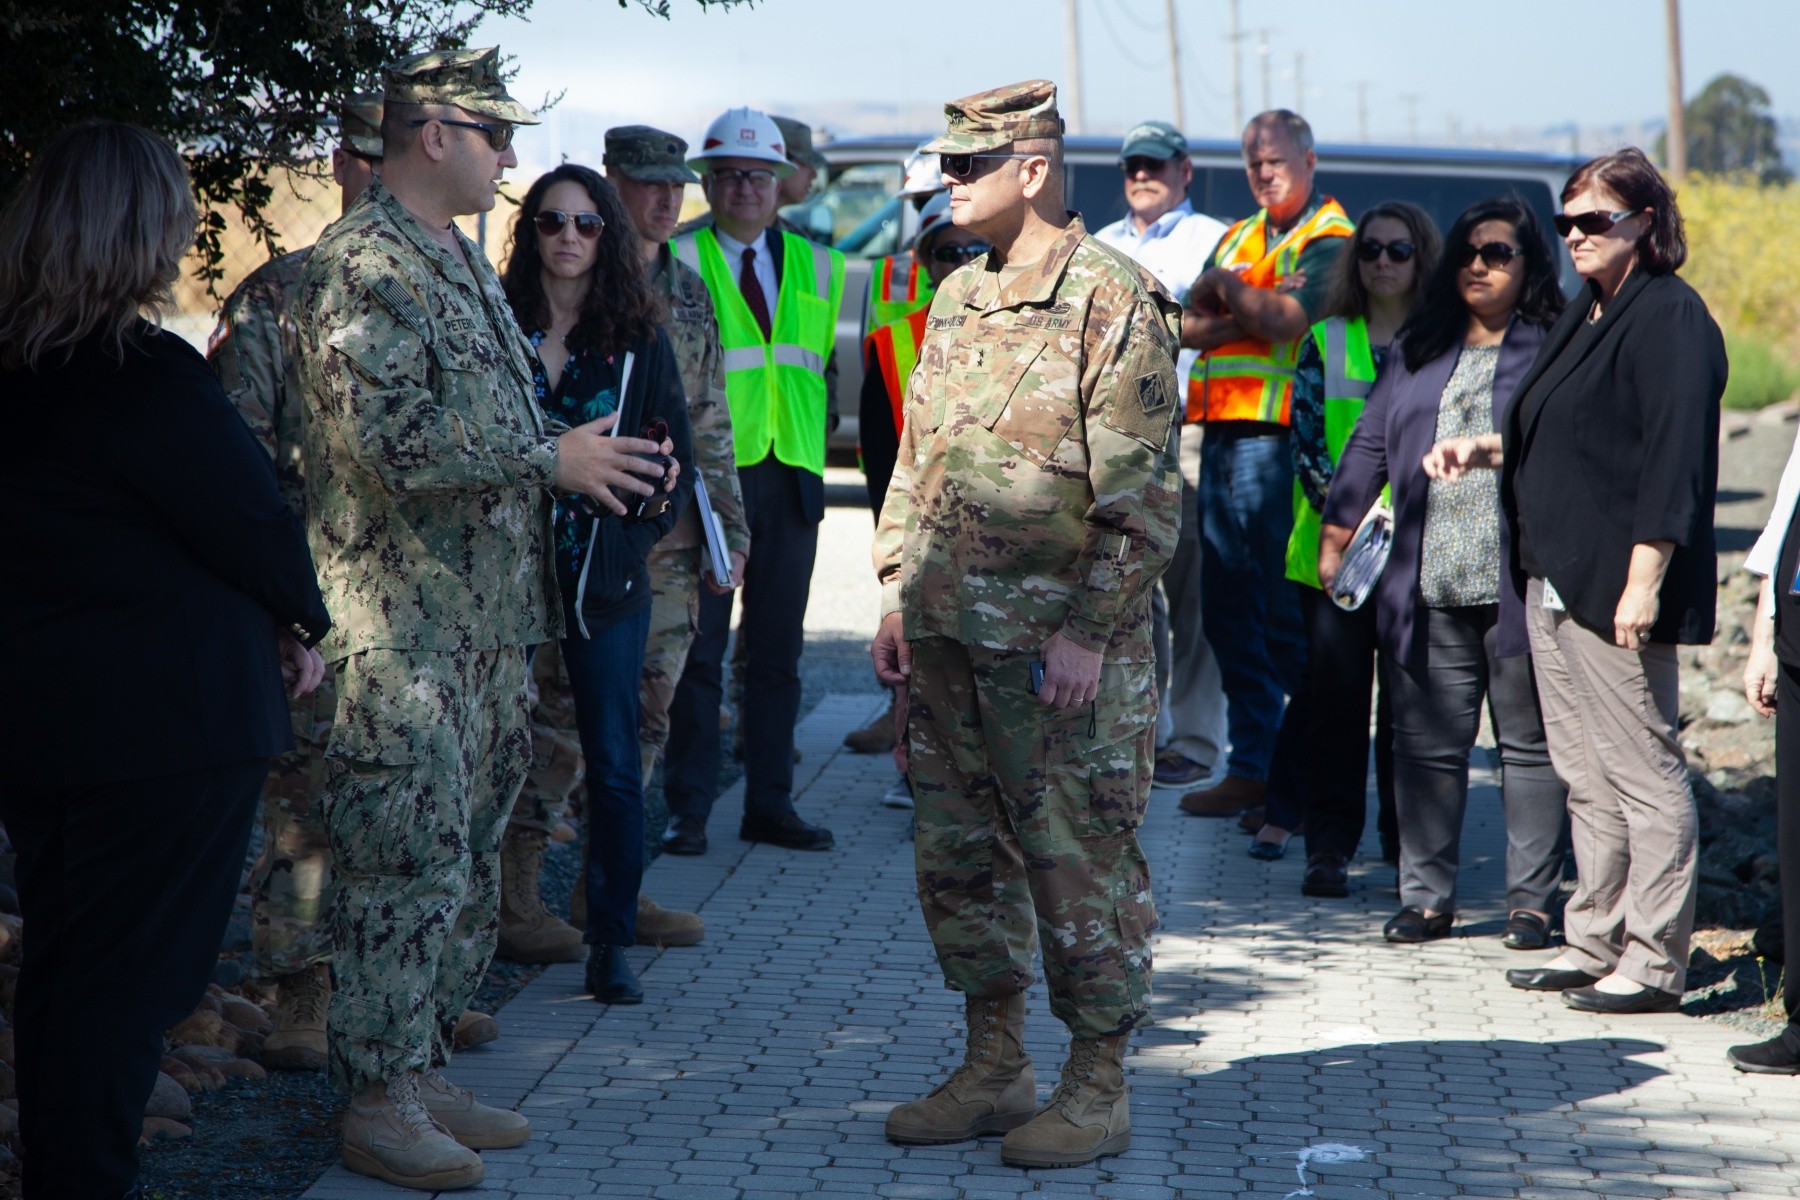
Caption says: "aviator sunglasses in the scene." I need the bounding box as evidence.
[1455,241,1526,270]
[1552,209,1640,238]
[1356,238,1415,264]
[930,241,991,265]
[534,210,605,239]
[405,117,514,152]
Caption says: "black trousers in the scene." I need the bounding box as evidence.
[1,758,266,1200]
[1777,663,1800,1028]
[665,458,820,822]
[1298,587,1396,860]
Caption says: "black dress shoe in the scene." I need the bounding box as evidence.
[1501,910,1553,951]
[1726,1025,1800,1074]
[586,944,644,1005]
[1505,966,1601,992]
[1247,837,1286,862]
[740,810,834,851]
[662,815,707,856]
[1301,852,1350,898]
[1383,906,1453,943]
[1561,983,1681,1014]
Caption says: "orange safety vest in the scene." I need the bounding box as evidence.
[1187,198,1354,425]
[866,306,930,438]
[864,253,934,338]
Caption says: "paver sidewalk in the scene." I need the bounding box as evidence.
[304,693,1800,1200]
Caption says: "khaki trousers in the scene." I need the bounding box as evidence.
[1525,578,1697,993]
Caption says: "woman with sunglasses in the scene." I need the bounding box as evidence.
[501,164,693,1004]
[1430,150,1726,1014]
[1270,201,1439,885]
[1324,197,1566,945]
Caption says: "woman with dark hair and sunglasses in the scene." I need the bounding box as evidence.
[1266,201,1439,890]
[501,164,694,1004]
[1324,196,1566,945]
[1429,149,1726,1015]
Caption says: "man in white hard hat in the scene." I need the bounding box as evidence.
[662,107,846,855]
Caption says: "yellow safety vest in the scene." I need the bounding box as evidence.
[1287,316,1382,588]
[674,227,845,477]
[864,253,934,339]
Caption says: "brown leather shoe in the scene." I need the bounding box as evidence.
[1179,775,1266,817]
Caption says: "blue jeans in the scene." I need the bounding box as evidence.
[1198,428,1306,781]
[562,605,652,947]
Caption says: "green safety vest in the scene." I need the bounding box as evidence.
[1287,315,1380,589]
[673,227,845,476]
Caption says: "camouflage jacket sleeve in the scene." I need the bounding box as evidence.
[693,306,752,556]
[311,258,559,495]
[1060,294,1184,654]
[210,268,304,513]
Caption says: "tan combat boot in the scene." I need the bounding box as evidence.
[452,1009,499,1051]
[341,1073,483,1191]
[842,697,898,754]
[418,1068,531,1148]
[1000,1033,1131,1168]
[636,893,704,947]
[497,827,586,964]
[262,962,329,1072]
[885,994,1036,1144]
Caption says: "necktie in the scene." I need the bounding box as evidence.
[739,246,772,342]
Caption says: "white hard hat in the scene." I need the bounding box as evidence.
[688,107,796,178]
[897,139,945,198]
[914,190,954,248]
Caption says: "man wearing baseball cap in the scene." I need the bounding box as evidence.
[1094,120,1232,797]
[662,108,845,856]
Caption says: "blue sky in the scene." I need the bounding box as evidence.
[476,0,1797,175]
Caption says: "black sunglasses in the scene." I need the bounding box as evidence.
[940,153,1035,182]
[534,210,605,239]
[930,241,991,265]
[1552,209,1640,237]
[1455,241,1526,270]
[406,116,514,152]
[1120,156,1175,176]
[1356,238,1415,264]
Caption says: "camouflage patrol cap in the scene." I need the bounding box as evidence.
[603,125,700,184]
[770,116,828,170]
[383,46,539,125]
[340,93,385,159]
[923,79,1063,154]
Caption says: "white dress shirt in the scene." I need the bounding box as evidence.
[1095,200,1229,383]
[712,226,780,319]
[1747,424,1800,579]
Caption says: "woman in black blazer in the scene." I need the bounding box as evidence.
[1427,149,1726,1016]
[0,123,329,1200]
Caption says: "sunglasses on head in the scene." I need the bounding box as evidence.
[930,241,991,265]
[1552,209,1640,237]
[534,210,604,239]
[1455,241,1526,270]
[406,116,513,152]
[940,153,1036,182]
[1356,238,1415,264]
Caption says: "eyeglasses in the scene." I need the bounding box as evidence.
[930,241,991,265]
[534,210,604,239]
[1455,241,1526,270]
[940,153,1038,182]
[711,167,777,189]
[1120,156,1175,176]
[406,117,514,152]
[1553,209,1641,237]
[1356,238,1415,264]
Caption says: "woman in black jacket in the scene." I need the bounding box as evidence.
[0,122,329,1200]
[503,166,694,1005]
[1427,148,1726,1015]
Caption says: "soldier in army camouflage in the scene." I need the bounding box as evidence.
[294,47,678,1191]
[871,80,1183,1170]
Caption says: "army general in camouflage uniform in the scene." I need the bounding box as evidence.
[871,81,1183,1170]
[295,48,677,1191]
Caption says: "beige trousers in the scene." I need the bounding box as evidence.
[1525,578,1697,993]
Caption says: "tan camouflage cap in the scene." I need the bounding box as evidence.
[340,93,384,159]
[383,46,539,126]
[770,115,828,170]
[604,125,699,184]
[923,79,1063,154]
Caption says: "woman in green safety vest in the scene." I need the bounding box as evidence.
[1250,203,1438,894]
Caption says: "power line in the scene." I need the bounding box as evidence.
[1091,0,1166,73]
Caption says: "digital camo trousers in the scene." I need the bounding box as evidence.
[319,646,530,1093]
[248,672,337,980]
[906,636,1158,1039]
[638,544,702,790]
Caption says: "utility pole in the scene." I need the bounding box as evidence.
[1353,81,1370,143]
[1294,50,1305,114]
[1664,0,1686,181]
[1227,0,1244,132]
[1400,93,1419,145]
[1063,0,1085,135]
[1164,0,1183,130]
[1257,30,1272,113]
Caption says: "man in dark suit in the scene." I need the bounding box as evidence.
[663,106,846,854]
